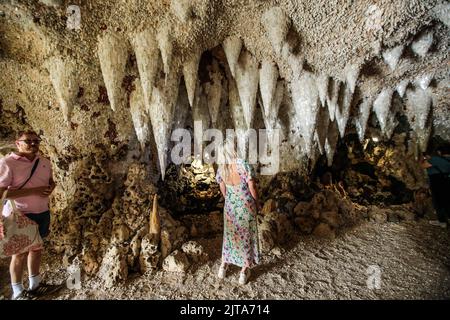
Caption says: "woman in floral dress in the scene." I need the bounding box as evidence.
[215,140,260,284]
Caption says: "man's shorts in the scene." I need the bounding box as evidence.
[24,211,50,239]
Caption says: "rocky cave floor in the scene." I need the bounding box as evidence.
[1,215,449,300]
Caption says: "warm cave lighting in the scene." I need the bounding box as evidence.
[372,137,380,142]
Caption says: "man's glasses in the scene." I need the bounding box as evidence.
[17,139,41,145]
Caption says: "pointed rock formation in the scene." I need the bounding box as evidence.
[373,88,396,138]
[222,36,242,79]
[355,97,373,142]
[382,45,404,71]
[235,49,259,129]
[261,7,291,56]
[45,56,78,122]
[229,77,248,158]
[157,25,173,76]
[182,49,201,108]
[131,30,159,111]
[335,85,353,138]
[148,71,180,180]
[344,63,360,94]
[396,80,409,97]
[129,78,151,151]
[317,74,329,107]
[326,78,341,122]
[259,60,278,111]
[415,74,433,90]
[149,194,161,244]
[291,72,320,157]
[97,33,128,111]
[405,87,433,152]
[411,30,433,57]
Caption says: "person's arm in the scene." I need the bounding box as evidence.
[248,179,261,211]
[0,186,51,199]
[219,181,226,197]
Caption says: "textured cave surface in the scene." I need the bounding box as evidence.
[0,0,449,298]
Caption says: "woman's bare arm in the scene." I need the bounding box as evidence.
[248,179,260,210]
[219,181,226,197]
[0,186,51,199]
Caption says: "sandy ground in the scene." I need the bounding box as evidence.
[1,219,449,300]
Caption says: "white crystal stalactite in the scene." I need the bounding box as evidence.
[45,56,78,123]
[259,60,278,121]
[382,45,404,71]
[405,87,433,152]
[335,85,353,138]
[148,72,180,180]
[396,80,409,97]
[317,74,329,107]
[222,36,242,79]
[290,72,320,157]
[326,78,341,122]
[157,25,173,77]
[229,77,248,158]
[182,49,201,108]
[97,33,128,112]
[325,120,339,167]
[204,59,223,125]
[415,74,433,90]
[261,7,291,56]
[235,50,259,130]
[373,88,396,138]
[411,31,433,57]
[129,78,150,151]
[344,63,359,94]
[131,30,159,111]
[355,97,372,142]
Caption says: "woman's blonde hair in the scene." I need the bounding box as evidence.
[217,137,237,182]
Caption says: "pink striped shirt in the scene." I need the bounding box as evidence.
[0,153,52,215]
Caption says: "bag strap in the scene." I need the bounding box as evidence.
[17,158,40,190]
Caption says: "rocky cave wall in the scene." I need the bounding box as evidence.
[0,0,449,285]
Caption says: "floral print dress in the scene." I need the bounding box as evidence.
[216,159,260,268]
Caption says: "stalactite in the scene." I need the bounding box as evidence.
[405,87,433,152]
[45,56,78,122]
[235,49,259,130]
[97,32,128,111]
[131,30,159,111]
[291,72,320,157]
[182,49,202,108]
[222,36,242,79]
[261,7,291,56]
[148,71,180,180]
[355,97,373,142]
[129,78,151,151]
[411,30,433,57]
[157,25,173,77]
[382,45,404,71]
[373,88,396,138]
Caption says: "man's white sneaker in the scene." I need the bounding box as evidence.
[429,220,447,228]
[238,269,251,285]
[218,264,227,279]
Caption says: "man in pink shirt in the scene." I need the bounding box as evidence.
[0,130,63,300]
